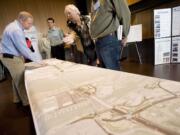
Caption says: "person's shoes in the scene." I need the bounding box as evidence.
[22,105,32,115]
[14,101,23,108]
[13,97,21,104]
[22,101,29,106]
[22,98,29,106]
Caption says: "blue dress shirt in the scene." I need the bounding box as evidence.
[0,20,41,62]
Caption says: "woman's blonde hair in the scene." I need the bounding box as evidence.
[64,4,80,16]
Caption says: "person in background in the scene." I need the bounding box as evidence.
[0,11,42,106]
[38,34,51,59]
[47,17,65,60]
[90,0,131,70]
[64,4,97,65]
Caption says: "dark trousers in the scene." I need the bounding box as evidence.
[71,45,88,64]
[95,34,121,70]
[51,44,65,60]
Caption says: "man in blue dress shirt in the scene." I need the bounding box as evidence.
[0,11,41,106]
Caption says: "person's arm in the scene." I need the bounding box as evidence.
[57,29,64,45]
[63,30,76,45]
[59,29,64,38]
[11,30,40,62]
[112,0,131,38]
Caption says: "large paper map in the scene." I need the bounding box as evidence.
[25,59,180,135]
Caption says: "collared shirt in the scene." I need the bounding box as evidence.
[0,42,2,54]
[47,27,64,47]
[0,20,41,62]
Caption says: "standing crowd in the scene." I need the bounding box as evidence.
[0,0,131,106]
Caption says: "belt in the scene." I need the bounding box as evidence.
[2,54,26,62]
[95,31,117,42]
[2,53,15,59]
[109,32,116,36]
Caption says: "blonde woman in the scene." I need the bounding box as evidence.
[64,4,96,65]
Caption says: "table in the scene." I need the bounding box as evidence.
[25,59,180,135]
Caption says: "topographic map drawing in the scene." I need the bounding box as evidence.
[25,59,180,135]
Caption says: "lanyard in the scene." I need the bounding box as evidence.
[92,0,100,22]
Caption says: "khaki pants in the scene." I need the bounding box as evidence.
[0,56,29,106]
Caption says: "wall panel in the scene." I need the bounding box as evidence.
[131,0,180,39]
[0,0,75,35]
